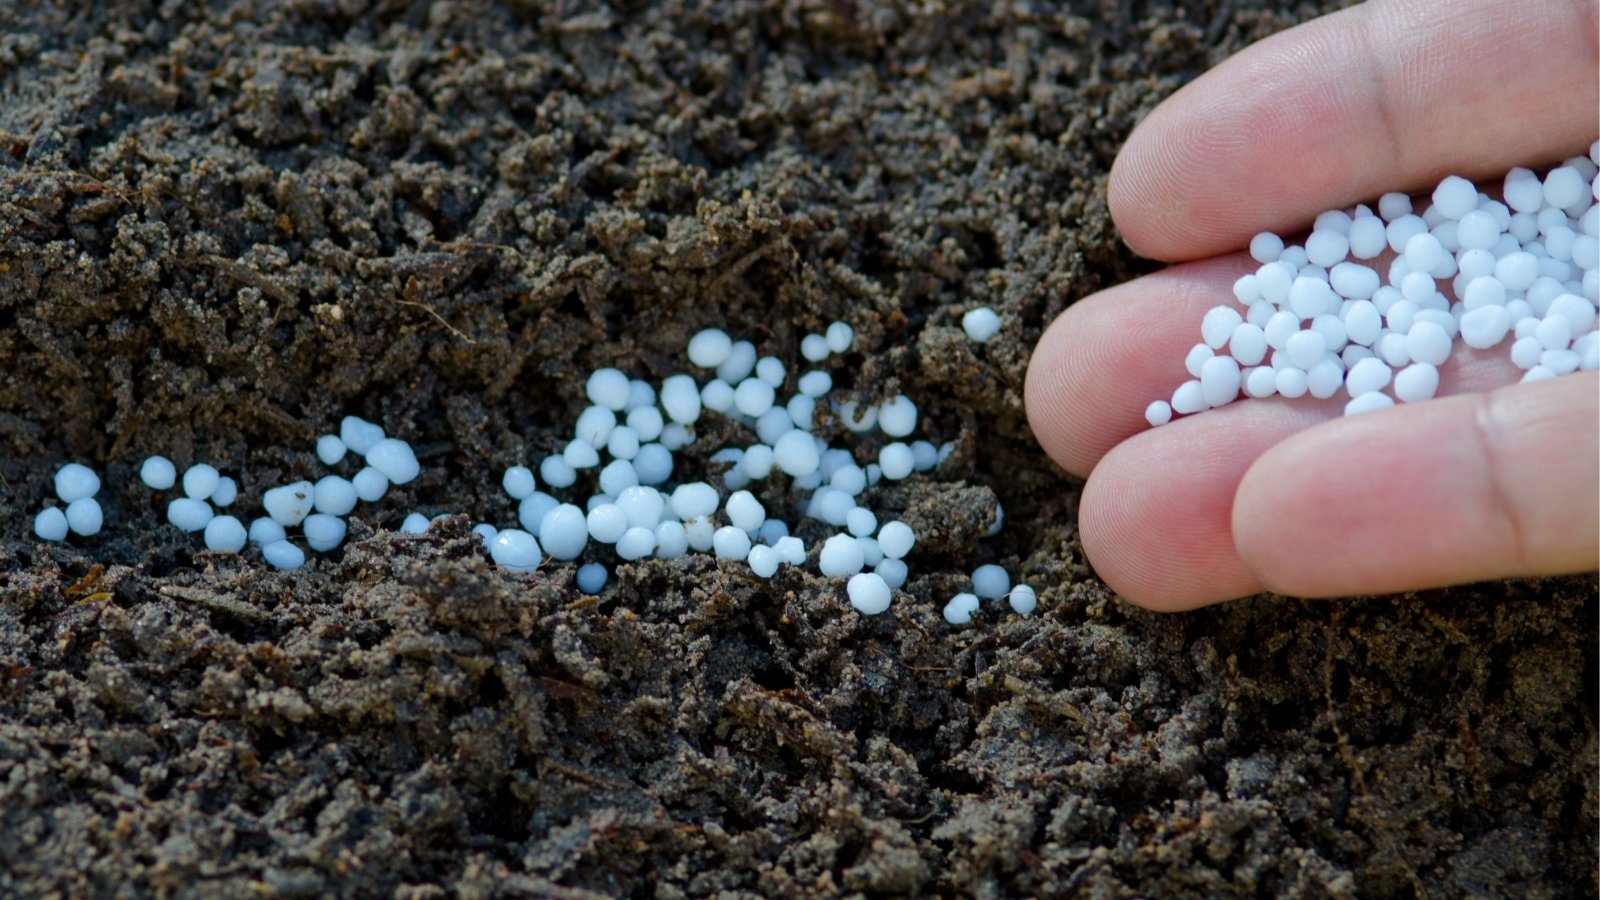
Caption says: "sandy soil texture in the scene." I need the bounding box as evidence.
[0,1,1594,896]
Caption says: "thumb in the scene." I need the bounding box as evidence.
[1232,373,1599,597]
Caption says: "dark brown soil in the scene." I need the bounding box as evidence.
[0,2,1594,897]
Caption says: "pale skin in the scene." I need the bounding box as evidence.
[1025,0,1600,611]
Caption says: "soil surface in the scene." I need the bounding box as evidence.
[0,1,1594,897]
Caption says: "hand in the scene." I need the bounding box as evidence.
[1024,0,1600,611]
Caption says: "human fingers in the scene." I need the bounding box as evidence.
[1025,255,1255,478]
[1109,0,1600,262]
[1233,373,1600,597]
[1025,250,1523,479]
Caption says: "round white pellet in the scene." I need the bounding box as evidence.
[688,329,733,368]
[725,490,765,533]
[1405,321,1452,366]
[774,535,807,566]
[717,341,757,383]
[262,481,313,527]
[1249,232,1284,263]
[1263,310,1299,350]
[503,465,536,500]
[818,533,865,577]
[1184,343,1213,378]
[1509,336,1543,369]
[1198,355,1242,408]
[1341,346,1374,369]
[798,371,833,398]
[1342,300,1383,347]
[53,463,100,503]
[831,464,868,495]
[879,443,915,480]
[1503,168,1544,213]
[1547,293,1598,335]
[758,519,789,544]
[633,445,674,485]
[1257,262,1293,303]
[1344,357,1392,397]
[1311,314,1348,352]
[1431,175,1478,219]
[1285,330,1327,370]
[1200,306,1242,349]
[1347,216,1388,259]
[302,514,346,552]
[772,430,820,477]
[313,476,358,516]
[212,477,237,508]
[1541,348,1582,374]
[1377,191,1413,221]
[399,513,430,534]
[1307,359,1345,400]
[627,379,654,411]
[626,406,664,443]
[655,521,689,559]
[845,507,878,538]
[1522,365,1558,383]
[800,333,830,362]
[825,321,854,353]
[1344,392,1396,416]
[1454,210,1501,251]
[813,488,855,526]
[576,562,609,594]
[586,368,632,410]
[879,396,918,438]
[700,379,736,414]
[1392,363,1440,403]
[539,455,577,489]
[606,425,641,461]
[616,486,665,530]
[1386,214,1429,253]
[598,454,633,490]
[733,377,776,417]
[1275,367,1309,399]
[1461,276,1507,311]
[339,416,385,455]
[248,517,286,545]
[838,400,878,432]
[875,559,908,590]
[352,467,389,503]
[1544,166,1588,209]
[1330,262,1380,299]
[316,434,346,466]
[139,456,177,490]
[587,504,628,543]
[168,497,214,533]
[1008,584,1038,616]
[660,375,702,425]
[971,564,1010,599]
[753,357,785,389]
[747,545,780,578]
[262,540,306,571]
[1243,365,1279,399]
[1171,380,1206,415]
[201,515,247,553]
[1288,276,1337,319]
[366,438,420,485]
[877,521,915,559]
[847,573,892,615]
[943,592,981,626]
[712,526,752,561]
[33,507,68,541]
[738,444,775,480]
[1458,306,1512,350]
[537,504,588,561]
[1144,400,1172,427]
[575,406,617,447]
[1495,252,1541,293]
[64,497,102,536]
[1402,232,1445,276]
[616,526,657,561]
[962,307,1001,342]
[754,407,794,446]
[670,482,719,520]
[1305,229,1349,268]
[1536,315,1574,351]
[1232,274,1261,305]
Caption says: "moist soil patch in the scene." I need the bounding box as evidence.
[0,2,1594,896]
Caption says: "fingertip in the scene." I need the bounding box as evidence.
[1234,374,1600,598]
